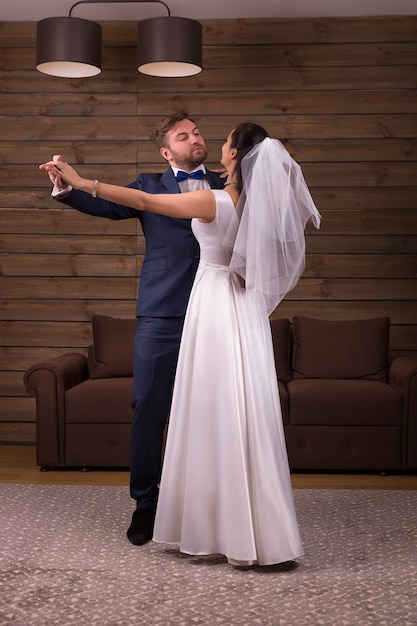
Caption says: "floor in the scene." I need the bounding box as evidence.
[1,444,417,490]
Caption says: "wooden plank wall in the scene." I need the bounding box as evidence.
[1,17,416,443]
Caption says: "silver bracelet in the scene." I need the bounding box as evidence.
[92,179,99,198]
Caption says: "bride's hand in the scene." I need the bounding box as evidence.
[39,157,84,190]
[212,167,228,178]
[39,154,67,189]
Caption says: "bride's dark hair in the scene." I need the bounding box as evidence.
[231,123,269,192]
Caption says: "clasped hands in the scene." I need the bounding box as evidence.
[39,155,83,190]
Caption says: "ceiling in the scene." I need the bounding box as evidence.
[1,0,417,21]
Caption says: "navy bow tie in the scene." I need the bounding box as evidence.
[176,170,205,182]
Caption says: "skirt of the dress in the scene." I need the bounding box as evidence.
[152,265,304,566]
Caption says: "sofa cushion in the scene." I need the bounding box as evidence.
[287,379,403,426]
[66,378,134,422]
[270,318,292,383]
[278,381,289,424]
[90,315,136,379]
[292,316,390,381]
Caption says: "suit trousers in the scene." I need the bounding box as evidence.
[130,315,185,509]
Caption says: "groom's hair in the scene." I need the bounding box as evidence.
[154,110,197,149]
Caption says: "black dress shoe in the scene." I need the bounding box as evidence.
[127,508,156,546]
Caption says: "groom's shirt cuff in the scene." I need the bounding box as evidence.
[52,184,72,199]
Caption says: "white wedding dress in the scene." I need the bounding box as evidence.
[152,190,304,566]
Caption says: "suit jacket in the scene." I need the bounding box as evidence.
[57,168,225,317]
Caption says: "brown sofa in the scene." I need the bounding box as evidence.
[24,315,417,472]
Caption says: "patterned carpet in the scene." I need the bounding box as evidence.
[0,484,416,625]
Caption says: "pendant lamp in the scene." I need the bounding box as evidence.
[36,16,102,78]
[137,17,202,77]
[35,0,203,79]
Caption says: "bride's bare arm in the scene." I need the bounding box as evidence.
[39,159,216,221]
[94,180,215,221]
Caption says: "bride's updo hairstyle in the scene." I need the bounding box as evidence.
[230,123,269,192]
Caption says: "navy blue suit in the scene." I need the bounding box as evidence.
[57,168,224,508]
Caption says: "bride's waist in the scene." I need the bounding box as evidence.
[199,259,233,272]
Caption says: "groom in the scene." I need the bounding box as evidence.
[41,111,224,545]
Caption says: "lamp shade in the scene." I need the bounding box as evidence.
[137,16,202,77]
[36,16,102,78]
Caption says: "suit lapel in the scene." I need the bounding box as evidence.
[161,169,180,193]
[206,171,225,189]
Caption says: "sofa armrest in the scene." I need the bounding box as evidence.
[24,353,88,468]
[389,357,417,469]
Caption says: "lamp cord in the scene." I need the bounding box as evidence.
[69,0,171,18]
